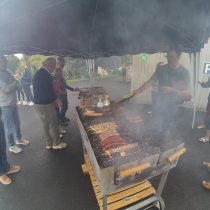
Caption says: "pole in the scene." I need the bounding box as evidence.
[192,53,197,129]
[192,52,201,129]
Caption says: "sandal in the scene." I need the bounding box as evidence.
[0,174,12,185]
[198,137,209,143]
[6,165,21,175]
[197,124,206,129]
[203,162,210,169]
[202,180,210,190]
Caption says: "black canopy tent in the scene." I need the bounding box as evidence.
[1,0,210,128]
[0,0,210,57]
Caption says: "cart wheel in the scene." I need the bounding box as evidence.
[154,197,165,210]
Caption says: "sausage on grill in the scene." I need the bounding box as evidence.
[101,136,125,149]
[99,131,119,141]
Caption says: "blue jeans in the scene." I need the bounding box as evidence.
[1,105,22,146]
[22,85,34,102]
[0,119,10,175]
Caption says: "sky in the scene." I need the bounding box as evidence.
[15,54,23,59]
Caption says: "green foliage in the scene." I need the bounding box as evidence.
[64,58,88,79]
[95,55,131,71]
[9,54,130,80]
[6,55,20,73]
[21,55,48,72]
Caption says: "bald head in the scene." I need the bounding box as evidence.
[0,55,7,71]
[56,57,65,69]
[43,57,56,73]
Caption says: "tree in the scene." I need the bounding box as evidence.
[6,55,20,73]
[20,55,47,72]
[95,55,132,71]
[64,58,88,79]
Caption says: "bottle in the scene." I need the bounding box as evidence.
[104,95,110,106]
[97,97,104,108]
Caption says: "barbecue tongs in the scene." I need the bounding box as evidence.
[117,93,136,105]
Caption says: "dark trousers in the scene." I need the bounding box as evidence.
[60,94,68,122]
[0,119,10,176]
[17,89,25,101]
[22,85,34,102]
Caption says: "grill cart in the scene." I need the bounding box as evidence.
[76,87,186,210]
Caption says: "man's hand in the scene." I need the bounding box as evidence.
[56,98,62,107]
[162,86,175,93]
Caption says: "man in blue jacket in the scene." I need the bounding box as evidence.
[33,57,67,150]
[0,56,30,153]
[21,63,34,106]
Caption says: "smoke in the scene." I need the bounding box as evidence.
[1,0,210,56]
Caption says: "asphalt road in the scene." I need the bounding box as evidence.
[0,78,209,210]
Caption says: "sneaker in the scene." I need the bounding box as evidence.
[17,101,21,105]
[6,165,21,175]
[60,134,64,138]
[0,175,12,185]
[28,101,34,106]
[23,101,28,105]
[60,129,67,135]
[46,145,52,149]
[9,145,23,154]
[16,138,30,146]
[52,142,68,150]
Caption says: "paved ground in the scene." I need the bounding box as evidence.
[0,78,210,210]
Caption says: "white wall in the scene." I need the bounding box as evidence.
[131,39,210,111]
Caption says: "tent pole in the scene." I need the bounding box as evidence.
[192,52,197,129]
[192,52,201,129]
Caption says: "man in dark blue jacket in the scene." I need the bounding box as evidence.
[21,63,34,106]
[33,57,67,150]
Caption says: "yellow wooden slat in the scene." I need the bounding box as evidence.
[107,180,147,196]
[84,154,91,163]
[81,164,89,175]
[81,163,92,174]
[92,180,99,187]
[90,173,97,181]
[106,181,152,204]
[104,187,155,210]
[89,170,95,176]
[92,185,102,199]
[93,184,101,192]
[95,191,102,200]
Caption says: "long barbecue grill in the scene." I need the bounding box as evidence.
[76,87,186,210]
